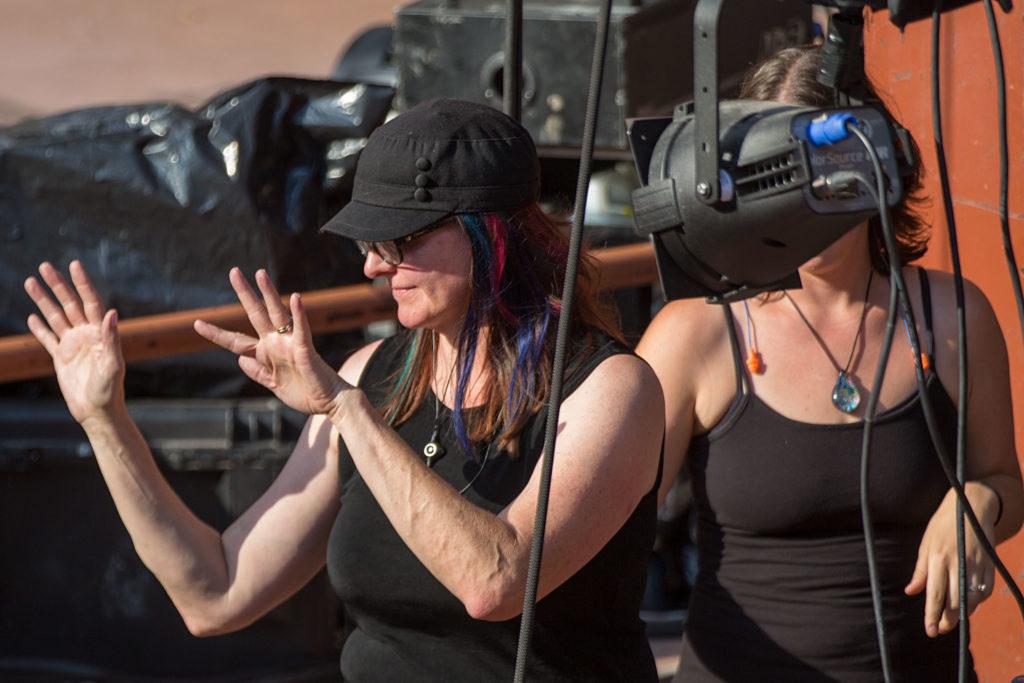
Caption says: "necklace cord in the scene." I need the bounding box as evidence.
[782,269,873,375]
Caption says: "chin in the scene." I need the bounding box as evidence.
[395,303,433,331]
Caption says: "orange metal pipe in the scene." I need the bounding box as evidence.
[0,242,657,384]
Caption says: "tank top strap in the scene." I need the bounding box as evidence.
[916,267,936,360]
[720,303,748,396]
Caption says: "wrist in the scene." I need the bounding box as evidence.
[964,481,1002,527]
[79,402,131,434]
[326,386,368,426]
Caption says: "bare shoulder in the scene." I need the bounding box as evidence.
[338,338,386,386]
[638,296,729,352]
[637,297,730,379]
[568,352,664,414]
[915,268,1005,347]
[919,268,1000,328]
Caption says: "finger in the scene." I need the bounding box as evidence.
[102,309,119,344]
[38,262,88,326]
[939,566,960,634]
[291,293,313,346]
[228,268,273,335]
[194,319,258,356]
[924,557,947,637]
[24,274,71,336]
[238,355,273,388]
[966,574,983,614]
[26,314,59,355]
[69,260,107,325]
[905,553,928,595]
[255,269,291,329]
[968,564,996,614]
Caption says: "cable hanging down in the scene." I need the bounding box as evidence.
[930,4,970,678]
[512,1,614,680]
[845,122,1024,621]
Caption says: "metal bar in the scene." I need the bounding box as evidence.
[0,243,657,384]
[694,0,724,205]
[503,0,524,121]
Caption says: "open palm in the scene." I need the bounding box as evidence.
[24,261,125,424]
[194,268,349,417]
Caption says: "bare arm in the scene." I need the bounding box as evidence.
[24,261,379,636]
[193,268,665,622]
[906,272,1023,636]
[329,353,665,621]
[80,407,342,636]
[636,299,724,506]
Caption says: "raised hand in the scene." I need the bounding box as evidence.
[194,268,350,417]
[24,261,125,424]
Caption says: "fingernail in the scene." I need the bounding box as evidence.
[111,311,118,326]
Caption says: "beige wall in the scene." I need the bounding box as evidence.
[0,0,396,125]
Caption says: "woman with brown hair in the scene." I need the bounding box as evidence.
[638,46,1023,681]
[24,99,665,681]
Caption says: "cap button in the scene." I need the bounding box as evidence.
[414,188,431,202]
[415,173,431,188]
[415,157,432,171]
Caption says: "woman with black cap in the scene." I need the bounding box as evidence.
[24,98,664,681]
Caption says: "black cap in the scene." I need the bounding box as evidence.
[321,99,541,241]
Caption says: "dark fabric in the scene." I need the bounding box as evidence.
[321,99,541,241]
[326,330,659,682]
[677,271,975,682]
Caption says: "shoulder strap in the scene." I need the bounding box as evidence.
[721,304,747,395]
[916,267,935,359]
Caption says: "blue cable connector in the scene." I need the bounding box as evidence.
[808,112,859,146]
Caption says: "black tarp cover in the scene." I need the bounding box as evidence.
[0,77,393,397]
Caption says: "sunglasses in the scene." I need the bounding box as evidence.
[354,220,451,266]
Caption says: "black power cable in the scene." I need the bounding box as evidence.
[859,244,901,683]
[511,1,614,679]
[846,123,1024,621]
[504,0,524,122]
[929,5,971,679]
[983,0,1024,342]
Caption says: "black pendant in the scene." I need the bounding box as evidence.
[423,426,446,468]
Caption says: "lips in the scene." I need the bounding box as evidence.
[391,286,414,299]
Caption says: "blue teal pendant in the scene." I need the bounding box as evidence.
[831,372,860,413]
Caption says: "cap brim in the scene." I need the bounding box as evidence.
[320,199,453,241]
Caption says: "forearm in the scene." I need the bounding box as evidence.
[82,405,231,626]
[331,390,527,619]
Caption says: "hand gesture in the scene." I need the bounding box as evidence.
[194,268,350,417]
[904,487,996,637]
[24,261,125,424]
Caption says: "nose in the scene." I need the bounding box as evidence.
[363,250,396,279]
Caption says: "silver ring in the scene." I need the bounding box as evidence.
[275,320,294,334]
[968,583,988,594]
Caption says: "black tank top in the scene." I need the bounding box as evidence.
[327,330,660,682]
[677,270,975,682]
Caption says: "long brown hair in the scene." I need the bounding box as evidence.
[379,204,622,456]
[738,44,929,275]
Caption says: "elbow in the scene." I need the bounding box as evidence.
[461,578,526,622]
[179,602,245,638]
[182,611,234,638]
[183,613,221,638]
